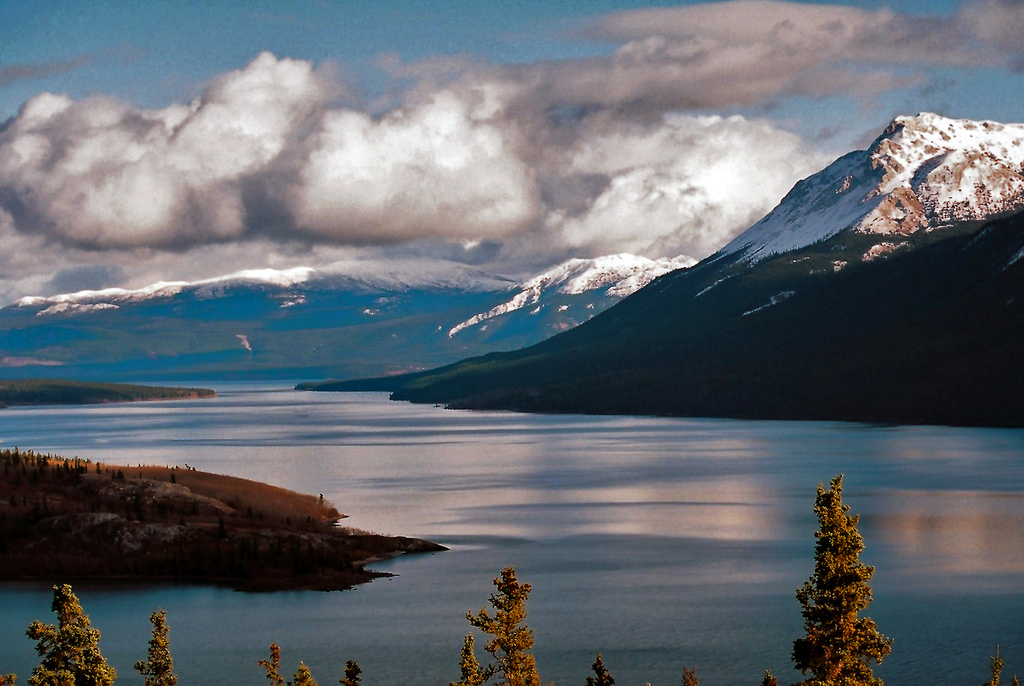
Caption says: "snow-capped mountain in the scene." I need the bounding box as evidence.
[721,113,1024,261]
[15,262,516,317]
[361,114,1024,427]
[16,268,317,315]
[448,254,695,337]
[0,254,693,380]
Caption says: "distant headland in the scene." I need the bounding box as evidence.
[0,379,215,409]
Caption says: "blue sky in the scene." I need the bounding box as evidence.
[1,0,1023,302]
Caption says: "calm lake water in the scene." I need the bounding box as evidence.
[1,384,1023,685]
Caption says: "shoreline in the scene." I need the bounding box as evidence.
[0,450,444,592]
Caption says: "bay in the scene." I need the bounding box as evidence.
[1,384,1022,685]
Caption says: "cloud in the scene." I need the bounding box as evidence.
[45,264,127,295]
[0,207,53,304]
[960,0,1024,53]
[291,87,541,243]
[10,0,1020,301]
[0,52,333,249]
[0,56,96,88]
[542,114,830,258]
[0,47,143,89]
[519,1,998,113]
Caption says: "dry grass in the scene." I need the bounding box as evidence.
[117,464,344,525]
[0,449,444,591]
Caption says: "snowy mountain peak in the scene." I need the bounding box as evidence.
[448,254,695,337]
[721,113,1024,262]
[12,261,522,317]
[15,267,318,314]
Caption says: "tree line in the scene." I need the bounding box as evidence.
[0,476,1014,685]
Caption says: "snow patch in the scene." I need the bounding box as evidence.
[16,267,317,310]
[862,242,909,261]
[742,291,796,316]
[448,253,694,337]
[36,302,119,317]
[1006,245,1024,270]
[695,276,732,298]
[721,113,1024,262]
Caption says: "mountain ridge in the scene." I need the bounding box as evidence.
[317,113,1024,428]
[720,112,1024,262]
[1,254,694,380]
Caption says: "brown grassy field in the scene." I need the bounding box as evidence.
[0,449,444,591]
[121,463,343,526]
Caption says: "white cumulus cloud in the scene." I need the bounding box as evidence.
[543,115,831,258]
[0,52,331,249]
[292,87,540,242]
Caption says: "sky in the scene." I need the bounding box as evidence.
[1,0,1023,304]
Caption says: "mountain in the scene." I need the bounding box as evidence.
[319,114,1024,427]
[0,256,689,381]
[447,254,695,338]
[722,112,1024,261]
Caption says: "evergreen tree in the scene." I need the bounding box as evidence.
[291,662,318,686]
[25,584,116,686]
[984,647,1017,686]
[259,644,286,686]
[134,609,177,686]
[986,647,1005,686]
[792,475,892,686]
[761,669,778,686]
[463,567,540,686]
[451,634,492,686]
[585,653,614,686]
[340,660,362,686]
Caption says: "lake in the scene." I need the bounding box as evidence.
[1,384,1022,685]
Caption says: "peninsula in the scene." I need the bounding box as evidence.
[0,449,443,591]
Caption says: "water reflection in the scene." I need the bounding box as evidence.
[873,491,1024,579]
[1,387,1023,685]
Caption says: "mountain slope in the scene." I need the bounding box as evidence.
[721,113,1024,261]
[447,254,695,338]
[0,256,691,381]
[347,211,1024,426]
[322,115,1024,427]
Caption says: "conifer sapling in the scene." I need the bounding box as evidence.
[134,609,177,686]
[586,653,615,686]
[462,567,540,686]
[340,660,362,686]
[792,475,892,686]
[25,584,116,686]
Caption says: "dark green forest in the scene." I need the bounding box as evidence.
[0,380,214,408]
[315,212,1024,429]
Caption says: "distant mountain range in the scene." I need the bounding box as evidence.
[316,113,1024,427]
[0,255,690,380]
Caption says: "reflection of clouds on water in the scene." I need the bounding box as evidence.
[3,389,1024,686]
[448,499,778,542]
[439,473,783,541]
[871,490,1024,577]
